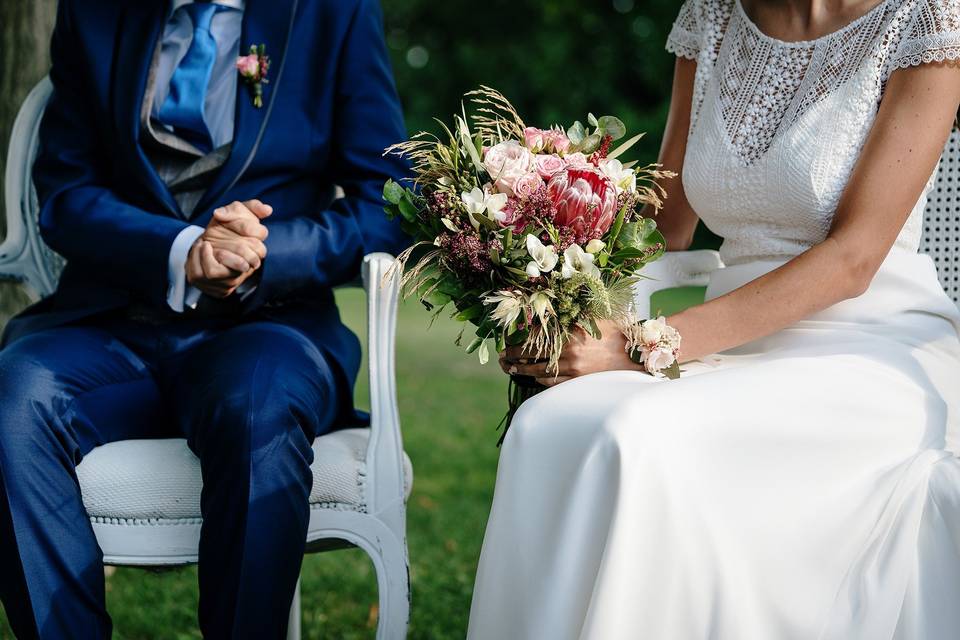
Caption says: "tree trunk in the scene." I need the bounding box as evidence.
[0,0,57,326]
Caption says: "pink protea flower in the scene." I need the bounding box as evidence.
[546,168,618,243]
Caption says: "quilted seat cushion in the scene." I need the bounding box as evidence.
[76,428,412,521]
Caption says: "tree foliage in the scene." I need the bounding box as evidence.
[381,0,682,162]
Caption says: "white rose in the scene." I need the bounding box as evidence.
[525,234,559,278]
[484,141,534,196]
[643,347,676,375]
[661,324,682,351]
[640,316,667,345]
[561,243,601,280]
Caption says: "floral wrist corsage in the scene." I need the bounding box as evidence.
[624,316,682,379]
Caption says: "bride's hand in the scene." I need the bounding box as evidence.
[499,319,640,388]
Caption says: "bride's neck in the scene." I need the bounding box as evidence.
[744,0,885,41]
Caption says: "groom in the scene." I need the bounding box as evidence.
[0,0,408,638]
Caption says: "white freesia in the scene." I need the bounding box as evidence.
[525,234,559,277]
[585,239,606,254]
[599,158,637,193]
[484,291,523,328]
[561,244,601,280]
[462,187,510,227]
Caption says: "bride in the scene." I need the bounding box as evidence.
[467,0,960,638]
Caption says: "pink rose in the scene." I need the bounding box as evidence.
[534,154,565,180]
[546,168,618,242]
[563,152,591,168]
[523,127,546,152]
[544,128,571,154]
[236,54,261,79]
[483,141,534,196]
[513,172,545,199]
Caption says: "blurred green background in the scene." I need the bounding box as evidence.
[0,0,702,637]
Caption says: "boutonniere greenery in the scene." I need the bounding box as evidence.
[236,44,270,108]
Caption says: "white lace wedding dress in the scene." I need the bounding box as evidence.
[467,1,960,638]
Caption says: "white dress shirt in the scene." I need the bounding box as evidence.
[160,0,250,312]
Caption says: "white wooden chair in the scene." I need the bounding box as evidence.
[1,77,412,640]
[634,129,960,315]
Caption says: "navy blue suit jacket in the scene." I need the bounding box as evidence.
[3,0,410,417]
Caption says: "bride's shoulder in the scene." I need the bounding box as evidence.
[669,0,736,61]
[884,0,960,75]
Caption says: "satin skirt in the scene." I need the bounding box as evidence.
[467,249,960,640]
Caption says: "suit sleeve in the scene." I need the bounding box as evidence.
[247,0,411,305]
[33,0,190,307]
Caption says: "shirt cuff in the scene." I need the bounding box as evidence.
[236,280,258,300]
[167,225,205,312]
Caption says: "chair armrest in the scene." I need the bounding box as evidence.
[633,250,724,318]
[361,252,406,521]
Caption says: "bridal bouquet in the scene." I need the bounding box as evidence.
[383,88,677,434]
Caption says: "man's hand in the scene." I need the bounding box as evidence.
[186,200,272,299]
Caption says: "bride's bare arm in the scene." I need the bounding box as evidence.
[648,58,702,251]
[671,61,960,362]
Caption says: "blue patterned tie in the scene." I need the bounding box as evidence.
[158,2,224,152]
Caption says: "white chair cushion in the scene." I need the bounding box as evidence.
[76,428,412,521]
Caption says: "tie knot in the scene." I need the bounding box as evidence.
[182,2,222,33]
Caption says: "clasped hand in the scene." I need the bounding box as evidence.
[498,319,639,388]
[187,199,272,299]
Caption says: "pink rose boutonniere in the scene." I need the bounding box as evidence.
[236,44,270,108]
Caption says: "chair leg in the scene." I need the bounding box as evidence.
[374,533,410,640]
[286,577,302,640]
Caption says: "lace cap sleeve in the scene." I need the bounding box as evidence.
[888,0,960,74]
[666,0,703,60]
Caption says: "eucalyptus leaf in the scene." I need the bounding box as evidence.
[567,121,586,145]
[581,134,602,155]
[383,179,404,205]
[597,115,627,141]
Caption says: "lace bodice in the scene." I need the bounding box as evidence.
[667,0,960,266]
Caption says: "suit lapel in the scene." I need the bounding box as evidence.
[112,1,182,217]
[194,0,299,214]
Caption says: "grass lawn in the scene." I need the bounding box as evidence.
[0,286,702,639]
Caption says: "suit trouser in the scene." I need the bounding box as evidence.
[0,316,343,639]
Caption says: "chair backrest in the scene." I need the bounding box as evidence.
[921,129,960,306]
[1,77,60,300]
